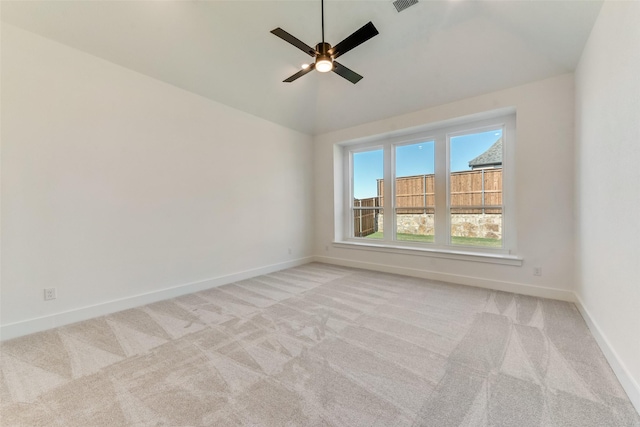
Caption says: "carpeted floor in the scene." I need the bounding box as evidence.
[1,263,638,426]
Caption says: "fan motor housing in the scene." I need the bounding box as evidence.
[316,42,333,57]
[314,42,334,72]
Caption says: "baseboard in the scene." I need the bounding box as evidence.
[0,257,314,341]
[574,294,640,414]
[312,255,575,302]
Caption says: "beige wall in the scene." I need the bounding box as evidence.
[314,73,575,298]
[1,25,314,337]
[575,0,640,409]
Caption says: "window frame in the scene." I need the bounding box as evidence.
[348,144,385,239]
[339,112,519,262]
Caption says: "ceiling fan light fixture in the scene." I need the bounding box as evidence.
[315,56,333,73]
[271,0,378,83]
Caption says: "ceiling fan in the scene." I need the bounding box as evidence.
[270,0,379,84]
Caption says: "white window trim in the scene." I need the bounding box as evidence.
[337,110,519,265]
[332,240,522,266]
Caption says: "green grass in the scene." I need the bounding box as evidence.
[364,232,501,247]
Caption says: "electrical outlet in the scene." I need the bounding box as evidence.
[44,288,57,300]
[533,267,542,277]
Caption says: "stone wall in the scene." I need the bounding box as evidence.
[396,214,435,236]
[450,214,502,239]
[377,213,501,239]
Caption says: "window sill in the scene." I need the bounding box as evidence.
[332,240,523,266]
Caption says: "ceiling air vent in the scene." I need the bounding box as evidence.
[393,0,418,13]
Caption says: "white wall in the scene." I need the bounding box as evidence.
[314,74,576,299]
[1,25,314,338]
[575,0,640,410]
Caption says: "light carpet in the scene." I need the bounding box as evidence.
[1,263,638,426]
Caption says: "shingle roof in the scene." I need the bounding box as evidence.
[468,137,502,168]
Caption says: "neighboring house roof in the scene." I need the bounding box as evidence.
[469,138,502,168]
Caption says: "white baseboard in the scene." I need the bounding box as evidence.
[574,294,640,414]
[0,257,313,341]
[313,255,575,302]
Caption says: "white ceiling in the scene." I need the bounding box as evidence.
[1,0,603,135]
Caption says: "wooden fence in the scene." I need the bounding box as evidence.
[450,169,502,214]
[353,169,502,236]
[353,197,380,237]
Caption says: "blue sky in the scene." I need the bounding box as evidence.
[353,129,502,199]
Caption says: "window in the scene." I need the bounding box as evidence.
[449,129,503,247]
[394,140,435,243]
[342,112,516,257]
[352,149,383,239]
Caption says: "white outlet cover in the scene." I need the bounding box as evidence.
[44,288,57,300]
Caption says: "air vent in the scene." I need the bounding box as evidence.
[393,0,418,13]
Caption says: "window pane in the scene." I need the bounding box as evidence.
[395,141,435,242]
[353,208,383,239]
[449,129,503,247]
[353,149,383,238]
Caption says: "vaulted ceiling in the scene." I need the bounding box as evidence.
[1,0,603,135]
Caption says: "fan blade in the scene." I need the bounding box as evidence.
[283,63,316,82]
[332,61,363,84]
[271,28,317,57]
[332,22,379,59]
